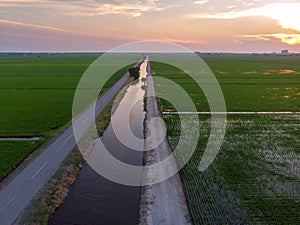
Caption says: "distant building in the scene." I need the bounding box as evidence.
[281,50,289,55]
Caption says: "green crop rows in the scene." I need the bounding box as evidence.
[0,54,97,135]
[151,55,300,224]
[153,55,300,112]
[0,141,44,180]
[0,53,137,181]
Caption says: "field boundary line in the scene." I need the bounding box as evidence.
[162,111,300,115]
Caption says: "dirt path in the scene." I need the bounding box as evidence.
[139,58,192,225]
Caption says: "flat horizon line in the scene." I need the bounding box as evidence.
[1,51,300,55]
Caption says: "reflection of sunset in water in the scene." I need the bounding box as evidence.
[265,70,300,75]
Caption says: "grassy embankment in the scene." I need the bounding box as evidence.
[0,54,135,181]
[151,55,300,224]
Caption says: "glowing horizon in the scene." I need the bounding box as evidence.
[1,0,300,52]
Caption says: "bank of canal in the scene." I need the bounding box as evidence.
[48,60,148,225]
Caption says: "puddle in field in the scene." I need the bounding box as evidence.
[48,60,148,225]
[0,137,44,141]
[243,71,258,75]
[215,70,228,74]
[264,70,300,74]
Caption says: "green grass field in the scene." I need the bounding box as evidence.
[0,54,97,135]
[151,55,300,224]
[153,55,300,112]
[0,141,44,180]
[0,53,138,181]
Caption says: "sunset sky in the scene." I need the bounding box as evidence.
[1,0,300,52]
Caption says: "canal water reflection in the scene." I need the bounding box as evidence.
[49,60,148,225]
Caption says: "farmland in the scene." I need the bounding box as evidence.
[151,55,300,224]
[153,55,300,112]
[0,141,44,180]
[1,53,299,223]
[0,54,97,135]
[0,53,134,181]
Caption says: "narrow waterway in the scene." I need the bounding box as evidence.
[0,137,43,141]
[48,61,147,225]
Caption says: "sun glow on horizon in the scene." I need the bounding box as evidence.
[241,33,300,46]
[191,3,300,31]
[278,34,300,46]
[191,2,300,46]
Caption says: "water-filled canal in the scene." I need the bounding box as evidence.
[49,60,147,225]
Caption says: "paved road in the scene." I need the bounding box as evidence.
[0,59,143,225]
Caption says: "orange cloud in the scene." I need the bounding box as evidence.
[162,38,205,45]
[241,34,300,45]
[0,0,180,18]
[65,1,180,18]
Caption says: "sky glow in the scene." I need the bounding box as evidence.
[1,0,300,52]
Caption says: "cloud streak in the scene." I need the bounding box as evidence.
[162,37,205,45]
[0,0,180,17]
[193,0,209,5]
[66,1,180,17]
[241,33,300,45]
[0,18,199,48]
[0,19,70,32]
[0,18,140,42]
